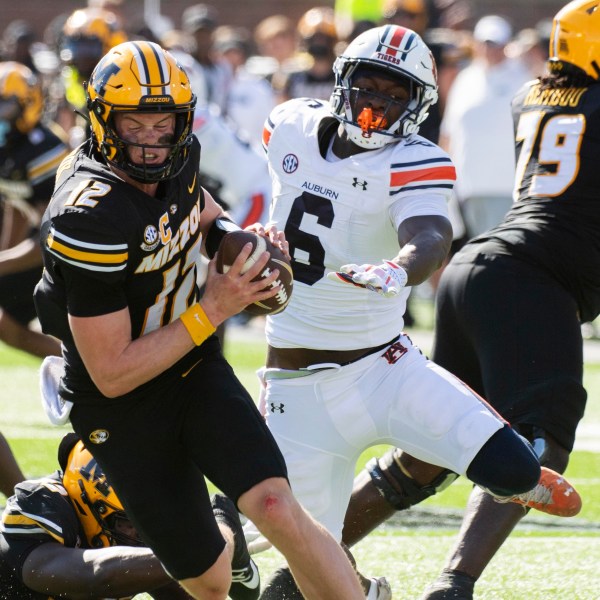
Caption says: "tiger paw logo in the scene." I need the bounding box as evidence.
[89,429,110,444]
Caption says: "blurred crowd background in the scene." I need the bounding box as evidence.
[1,0,598,343]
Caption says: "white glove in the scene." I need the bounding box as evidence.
[327,260,408,298]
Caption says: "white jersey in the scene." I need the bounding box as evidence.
[193,105,272,227]
[263,98,455,350]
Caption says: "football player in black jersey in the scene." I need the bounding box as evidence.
[0,433,259,600]
[0,431,23,499]
[0,61,68,359]
[53,6,128,149]
[0,61,68,504]
[33,40,365,600]
[339,2,598,598]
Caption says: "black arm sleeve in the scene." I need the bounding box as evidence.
[204,216,242,259]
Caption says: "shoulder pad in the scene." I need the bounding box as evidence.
[3,475,82,546]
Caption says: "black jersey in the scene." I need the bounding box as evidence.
[470,80,600,323]
[34,136,220,404]
[0,473,84,600]
[0,123,69,219]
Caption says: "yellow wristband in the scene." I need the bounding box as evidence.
[180,303,216,346]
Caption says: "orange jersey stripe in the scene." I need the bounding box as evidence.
[390,165,456,187]
[262,127,273,148]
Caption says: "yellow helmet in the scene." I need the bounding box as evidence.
[86,41,196,182]
[61,8,128,78]
[61,436,139,548]
[297,6,338,40]
[0,61,43,139]
[382,0,430,35]
[548,0,600,79]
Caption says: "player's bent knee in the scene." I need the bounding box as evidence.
[368,448,458,510]
[467,426,540,496]
[239,478,301,537]
[180,548,232,599]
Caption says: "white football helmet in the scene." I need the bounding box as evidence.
[330,25,438,148]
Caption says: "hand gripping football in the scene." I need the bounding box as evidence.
[216,230,293,315]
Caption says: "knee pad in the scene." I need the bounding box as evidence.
[467,426,540,495]
[367,448,458,510]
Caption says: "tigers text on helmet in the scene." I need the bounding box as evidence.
[548,0,600,80]
[86,41,197,183]
[330,25,438,148]
[0,61,43,144]
[62,439,141,548]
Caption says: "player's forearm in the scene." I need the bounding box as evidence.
[394,234,450,285]
[395,216,453,285]
[23,546,175,599]
[81,547,174,596]
[0,237,42,276]
[70,311,197,398]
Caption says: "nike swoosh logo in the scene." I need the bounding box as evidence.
[181,358,203,377]
[232,560,260,588]
[187,173,197,194]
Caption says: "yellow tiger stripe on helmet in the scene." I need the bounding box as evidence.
[130,41,170,96]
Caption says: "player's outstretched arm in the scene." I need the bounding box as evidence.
[21,543,192,599]
[328,215,453,296]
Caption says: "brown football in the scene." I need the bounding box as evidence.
[216,230,293,316]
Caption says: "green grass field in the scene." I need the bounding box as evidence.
[1,325,600,599]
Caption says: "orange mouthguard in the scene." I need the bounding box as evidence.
[356,107,388,136]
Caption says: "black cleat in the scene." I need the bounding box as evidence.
[420,568,475,600]
[211,493,260,600]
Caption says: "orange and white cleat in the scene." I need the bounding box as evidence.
[499,466,582,517]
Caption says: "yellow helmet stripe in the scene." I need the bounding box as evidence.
[131,41,169,96]
[550,18,560,59]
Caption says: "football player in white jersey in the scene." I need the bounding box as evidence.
[192,104,271,228]
[258,24,580,598]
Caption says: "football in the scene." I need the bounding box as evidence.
[215,230,293,316]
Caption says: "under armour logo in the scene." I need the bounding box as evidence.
[270,403,285,413]
[382,341,407,364]
[352,178,368,190]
